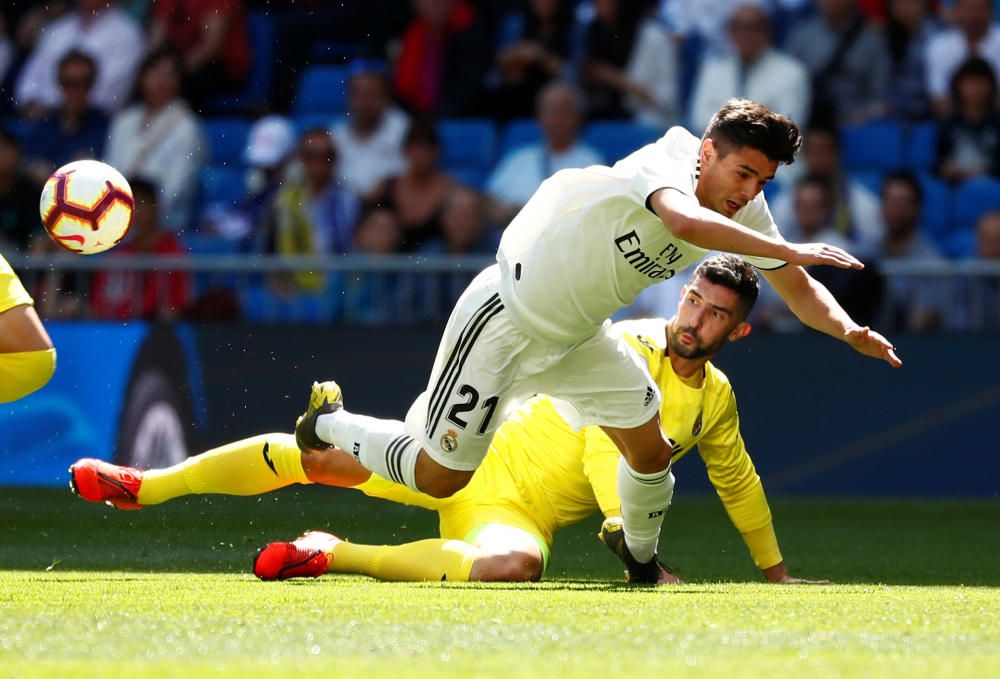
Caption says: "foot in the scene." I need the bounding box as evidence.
[598,516,668,585]
[294,381,343,452]
[253,530,341,581]
[68,458,145,510]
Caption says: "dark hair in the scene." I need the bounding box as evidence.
[132,47,183,103]
[703,98,801,165]
[882,170,923,205]
[58,49,97,82]
[949,56,998,102]
[796,172,835,200]
[128,176,159,205]
[690,253,760,319]
[404,117,440,148]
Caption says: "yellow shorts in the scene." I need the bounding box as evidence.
[0,253,33,314]
[356,450,556,570]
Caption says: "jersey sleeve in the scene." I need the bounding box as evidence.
[696,386,783,570]
[581,426,624,518]
[614,138,697,209]
[734,196,787,271]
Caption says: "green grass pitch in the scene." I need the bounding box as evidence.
[2,487,999,677]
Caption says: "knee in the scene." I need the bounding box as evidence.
[623,438,672,474]
[419,471,472,499]
[472,551,543,582]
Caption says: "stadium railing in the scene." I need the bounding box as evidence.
[6,255,999,331]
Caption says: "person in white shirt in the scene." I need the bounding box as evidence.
[15,0,144,117]
[486,80,603,226]
[331,62,409,201]
[104,49,205,231]
[296,99,901,585]
[689,2,811,131]
[926,0,1000,114]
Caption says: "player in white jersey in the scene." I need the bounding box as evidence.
[296,99,901,583]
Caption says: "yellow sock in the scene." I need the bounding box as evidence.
[136,433,310,505]
[329,539,477,582]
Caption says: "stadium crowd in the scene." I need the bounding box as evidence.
[0,0,997,330]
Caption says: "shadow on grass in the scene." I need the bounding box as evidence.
[3,487,999,587]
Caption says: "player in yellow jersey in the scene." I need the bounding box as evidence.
[71,254,824,585]
[0,252,56,403]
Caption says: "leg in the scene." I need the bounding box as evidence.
[467,523,544,582]
[70,433,311,508]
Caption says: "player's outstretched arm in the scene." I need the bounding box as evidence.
[761,264,903,367]
[649,189,863,270]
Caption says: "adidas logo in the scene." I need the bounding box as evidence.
[644,387,656,407]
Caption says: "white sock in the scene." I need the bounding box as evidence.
[315,410,420,492]
[617,456,675,564]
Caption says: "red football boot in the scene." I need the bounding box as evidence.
[253,531,340,581]
[68,458,145,510]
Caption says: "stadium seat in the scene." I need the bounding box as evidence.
[951,176,1000,232]
[916,173,951,239]
[582,122,662,164]
[840,120,905,172]
[293,65,350,116]
[449,167,487,189]
[438,119,497,178]
[499,119,542,154]
[207,11,275,113]
[203,119,251,166]
[850,170,883,196]
[293,114,334,135]
[200,166,245,208]
[242,283,341,323]
[904,123,938,173]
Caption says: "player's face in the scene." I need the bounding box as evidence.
[669,279,749,359]
[698,140,777,218]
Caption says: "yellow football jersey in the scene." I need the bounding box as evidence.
[358,318,782,570]
[0,252,33,314]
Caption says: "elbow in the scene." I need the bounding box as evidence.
[665,213,696,241]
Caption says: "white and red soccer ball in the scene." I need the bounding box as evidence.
[39,160,134,255]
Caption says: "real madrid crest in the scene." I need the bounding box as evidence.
[692,411,703,437]
[441,429,459,453]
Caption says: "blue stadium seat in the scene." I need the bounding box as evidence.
[203,119,251,166]
[242,283,341,323]
[292,114,334,136]
[951,177,1000,232]
[200,166,245,208]
[438,119,497,178]
[183,233,241,255]
[293,65,350,116]
[582,122,662,164]
[449,167,487,189]
[499,119,542,155]
[207,11,275,113]
[840,120,905,172]
[850,170,883,196]
[917,173,951,238]
[904,123,938,172]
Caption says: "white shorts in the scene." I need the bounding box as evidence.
[405,265,660,471]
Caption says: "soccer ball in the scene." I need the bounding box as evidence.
[39,160,134,255]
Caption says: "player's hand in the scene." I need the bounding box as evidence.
[784,242,864,270]
[845,326,903,367]
[657,563,683,584]
[762,562,830,584]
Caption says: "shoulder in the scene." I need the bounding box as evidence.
[764,49,808,77]
[703,361,736,407]
[612,318,668,353]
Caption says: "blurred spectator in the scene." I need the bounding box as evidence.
[490,0,574,121]
[332,62,409,201]
[354,207,403,255]
[369,118,456,252]
[104,49,205,231]
[689,2,811,131]
[486,80,602,226]
[15,0,144,117]
[344,207,412,325]
[978,210,1000,258]
[578,0,679,126]
[0,131,40,255]
[879,172,946,331]
[926,0,1000,114]
[935,56,1000,182]
[259,128,360,291]
[22,50,109,186]
[90,177,190,320]
[884,0,940,120]
[0,14,13,92]
[944,211,1000,330]
[393,0,493,117]
[658,0,742,58]
[148,0,250,112]
[772,123,883,258]
[786,0,890,124]
[424,187,498,255]
[201,115,296,244]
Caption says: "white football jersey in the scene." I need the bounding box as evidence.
[496,126,786,342]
